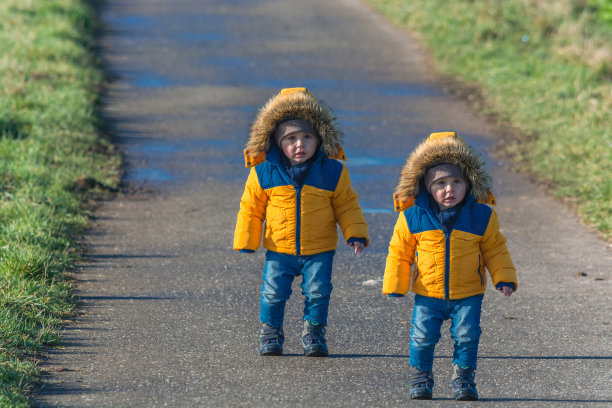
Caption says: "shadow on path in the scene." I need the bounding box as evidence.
[326,354,612,360]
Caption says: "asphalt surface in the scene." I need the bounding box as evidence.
[35,0,611,406]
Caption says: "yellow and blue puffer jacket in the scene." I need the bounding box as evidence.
[233,88,369,255]
[383,132,517,299]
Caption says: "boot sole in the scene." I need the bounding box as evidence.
[259,346,283,356]
[410,394,432,400]
[454,391,478,401]
[304,346,328,357]
[410,389,433,400]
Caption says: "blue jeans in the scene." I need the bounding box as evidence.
[410,294,483,371]
[260,250,335,328]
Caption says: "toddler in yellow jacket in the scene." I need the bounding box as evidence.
[234,88,369,357]
[383,131,517,400]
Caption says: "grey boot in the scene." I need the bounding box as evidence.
[452,364,479,401]
[302,320,328,357]
[409,368,434,400]
[259,323,284,356]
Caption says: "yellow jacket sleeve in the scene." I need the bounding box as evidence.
[233,168,268,251]
[383,212,416,295]
[480,209,518,290]
[331,165,369,246]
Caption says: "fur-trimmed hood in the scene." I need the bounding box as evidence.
[243,88,346,167]
[393,132,495,211]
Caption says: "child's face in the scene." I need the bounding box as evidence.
[279,131,317,165]
[429,176,467,210]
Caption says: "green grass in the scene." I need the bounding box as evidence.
[0,0,119,405]
[367,0,612,239]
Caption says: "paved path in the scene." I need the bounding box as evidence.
[35,0,611,406]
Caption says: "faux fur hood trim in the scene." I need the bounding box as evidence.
[244,88,344,167]
[393,132,494,211]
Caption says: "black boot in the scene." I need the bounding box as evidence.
[409,368,434,400]
[302,320,328,357]
[452,364,479,401]
[259,323,284,356]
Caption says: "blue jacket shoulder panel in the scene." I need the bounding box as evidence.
[304,157,343,192]
[255,161,291,189]
[453,201,492,237]
[402,206,439,235]
[403,191,440,234]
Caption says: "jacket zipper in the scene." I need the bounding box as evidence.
[444,231,451,300]
[295,187,302,256]
[426,204,452,300]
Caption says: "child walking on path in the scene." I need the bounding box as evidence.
[383,131,517,400]
[234,88,369,357]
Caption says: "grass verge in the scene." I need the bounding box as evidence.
[366,0,611,240]
[0,0,119,405]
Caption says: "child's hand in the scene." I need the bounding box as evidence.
[496,286,514,297]
[348,241,365,254]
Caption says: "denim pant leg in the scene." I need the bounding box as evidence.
[260,251,298,328]
[299,250,334,326]
[449,295,483,370]
[410,295,445,371]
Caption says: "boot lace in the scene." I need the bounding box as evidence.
[303,323,326,346]
[410,369,434,389]
[260,325,283,345]
[452,366,476,389]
